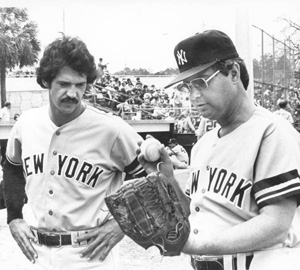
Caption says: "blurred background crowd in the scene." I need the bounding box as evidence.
[83,63,199,135]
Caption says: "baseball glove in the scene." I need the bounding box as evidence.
[105,172,190,256]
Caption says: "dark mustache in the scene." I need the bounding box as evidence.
[61,97,79,104]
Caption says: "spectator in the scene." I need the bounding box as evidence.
[0,101,12,166]
[165,110,176,120]
[128,89,143,106]
[135,81,143,91]
[172,89,183,117]
[117,88,128,104]
[112,77,121,87]
[136,77,142,85]
[150,84,156,92]
[101,87,112,107]
[0,101,11,121]
[141,93,154,119]
[96,57,109,84]
[175,116,184,133]
[142,84,149,95]
[122,80,132,93]
[181,110,196,133]
[195,115,219,140]
[126,78,134,88]
[273,99,294,125]
[152,102,167,119]
[117,100,132,120]
[165,138,189,169]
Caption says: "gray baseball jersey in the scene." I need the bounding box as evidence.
[185,106,300,260]
[6,104,144,231]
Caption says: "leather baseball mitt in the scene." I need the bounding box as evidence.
[105,172,190,256]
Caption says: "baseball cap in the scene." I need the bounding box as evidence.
[168,138,178,144]
[165,30,239,88]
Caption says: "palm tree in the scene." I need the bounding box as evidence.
[0,7,40,107]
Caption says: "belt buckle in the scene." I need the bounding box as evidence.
[46,232,62,248]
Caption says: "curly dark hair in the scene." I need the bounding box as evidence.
[36,36,97,88]
[213,57,249,90]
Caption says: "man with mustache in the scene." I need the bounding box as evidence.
[2,35,146,270]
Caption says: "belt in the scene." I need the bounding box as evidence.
[31,228,91,247]
[192,254,253,270]
[33,230,72,247]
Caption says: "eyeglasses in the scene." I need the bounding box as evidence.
[180,70,220,93]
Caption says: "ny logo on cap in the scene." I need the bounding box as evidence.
[176,49,187,65]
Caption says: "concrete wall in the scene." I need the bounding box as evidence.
[6,90,49,120]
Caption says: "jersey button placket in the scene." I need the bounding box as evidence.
[48,132,57,223]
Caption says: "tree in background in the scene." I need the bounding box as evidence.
[113,67,178,76]
[281,18,300,87]
[281,18,300,52]
[0,7,40,107]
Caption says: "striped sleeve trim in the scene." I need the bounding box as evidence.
[253,170,300,209]
[124,157,146,179]
[124,157,140,174]
[6,156,23,167]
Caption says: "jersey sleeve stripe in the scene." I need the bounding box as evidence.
[255,179,300,198]
[124,157,140,174]
[131,166,147,178]
[6,156,23,167]
[255,183,300,208]
[256,188,300,208]
[252,169,299,193]
[124,157,146,179]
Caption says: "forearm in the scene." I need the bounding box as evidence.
[2,160,26,224]
[183,198,297,255]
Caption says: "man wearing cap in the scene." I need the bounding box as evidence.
[139,30,300,270]
[165,138,189,169]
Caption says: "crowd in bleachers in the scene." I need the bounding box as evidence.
[84,60,300,135]
[83,74,200,134]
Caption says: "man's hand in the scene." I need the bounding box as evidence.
[137,135,175,179]
[75,218,125,261]
[9,219,38,263]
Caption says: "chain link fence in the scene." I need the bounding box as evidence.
[251,25,300,131]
